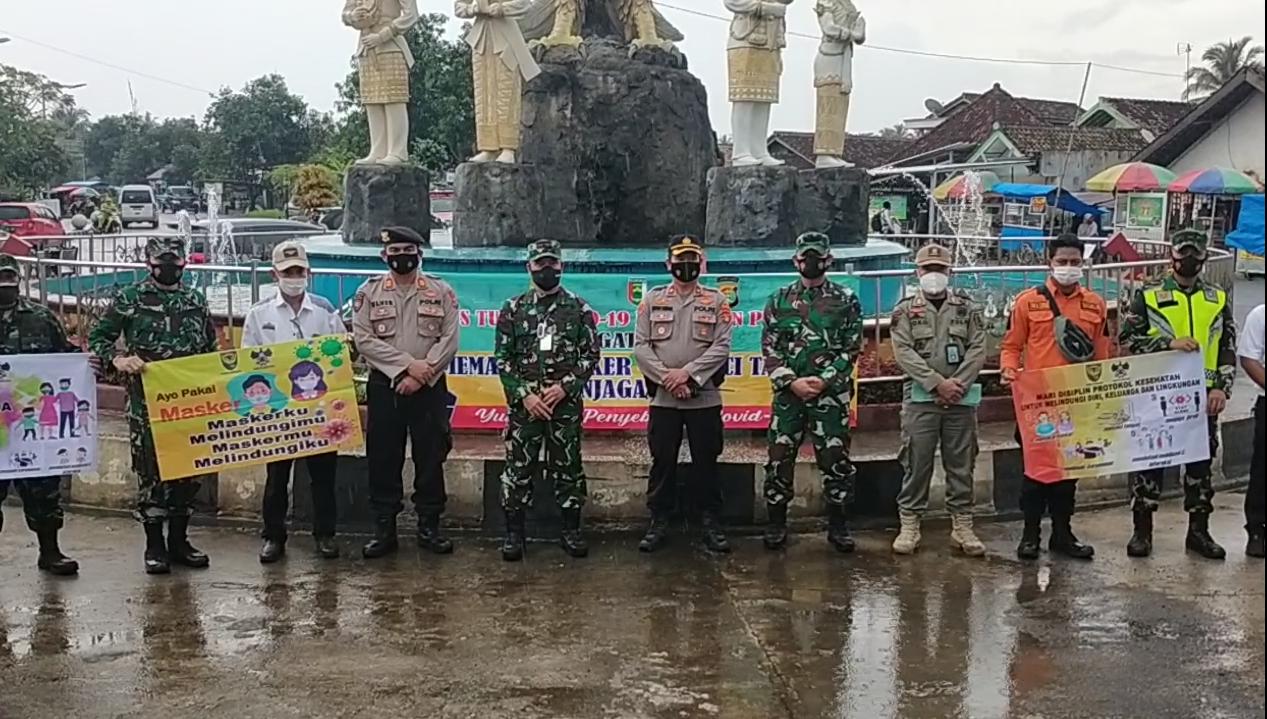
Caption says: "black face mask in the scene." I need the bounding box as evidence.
[387,254,419,276]
[0,285,18,307]
[1174,256,1204,278]
[798,256,829,280]
[532,267,561,291]
[671,262,701,283]
[151,262,184,286]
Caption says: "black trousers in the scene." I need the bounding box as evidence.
[646,405,725,517]
[366,372,451,519]
[1248,396,1266,531]
[1015,425,1078,520]
[261,452,338,542]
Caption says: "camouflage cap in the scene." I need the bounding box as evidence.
[915,243,952,268]
[145,236,187,260]
[0,253,18,274]
[795,232,831,257]
[1171,228,1209,253]
[527,239,562,262]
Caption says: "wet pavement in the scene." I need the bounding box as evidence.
[1,497,1263,719]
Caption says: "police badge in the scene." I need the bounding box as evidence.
[627,279,646,306]
[718,276,740,308]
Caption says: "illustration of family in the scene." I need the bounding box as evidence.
[2,378,92,443]
[1033,411,1076,440]
[232,361,329,416]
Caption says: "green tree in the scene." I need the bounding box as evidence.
[204,74,319,180]
[1185,36,1265,100]
[331,13,474,175]
[878,123,913,139]
[293,164,340,211]
[0,64,69,192]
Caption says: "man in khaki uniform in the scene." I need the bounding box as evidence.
[889,244,987,556]
[633,236,735,554]
[352,226,461,559]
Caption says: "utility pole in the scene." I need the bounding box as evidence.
[1177,42,1193,100]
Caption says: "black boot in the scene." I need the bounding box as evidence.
[1016,516,1042,561]
[826,504,855,554]
[314,537,340,560]
[1127,510,1154,558]
[638,516,669,553]
[763,504,788,551]
[167,516,210,569]
[259,539,286,564]
[1049,517,1095,560]
[361,515,399,559]
[560,509,589,558]
[501,510,526,562]
[35,528,78,576]
[701,514,731,554]
[1247,525,1266,559]
[417,515,454,555]
[143,522,170,575]
[1185,513,1226,560]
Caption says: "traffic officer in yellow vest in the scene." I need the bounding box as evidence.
[632,236,735,554]
[1119,228,1237,560]
[889,243,987,557]
[352,226,461,559]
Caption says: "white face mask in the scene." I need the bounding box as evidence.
[278,277,308,297]
[1051,266,1083,286]
[919,272,949,295]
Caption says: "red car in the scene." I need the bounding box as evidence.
[0,203,63,243]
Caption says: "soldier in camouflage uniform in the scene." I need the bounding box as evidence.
[761,232,864,553]
[1118,228,1237,560]
[494,239,600,562]
[0,254,80,575]
[89,237,219,575]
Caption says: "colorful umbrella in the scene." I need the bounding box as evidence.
[1169,167,1263,195]
[1085,162,1177,192]
[933,171,1000,201]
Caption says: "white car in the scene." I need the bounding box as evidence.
[118,185,159,228]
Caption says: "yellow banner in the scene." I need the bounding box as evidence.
[143,335,364,481]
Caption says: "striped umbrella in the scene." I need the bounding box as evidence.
[1169,167,1263,195]
[1085,162,1177,192]
[932,171,1000,201]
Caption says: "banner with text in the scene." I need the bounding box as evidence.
[1013,351,1209,482]
[0,353,97,481]
[144,336,364,481]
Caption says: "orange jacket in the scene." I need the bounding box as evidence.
[1001,278,1112,373]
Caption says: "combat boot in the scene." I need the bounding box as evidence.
[638,515,669,553]
[1247,526,1266,559]
[502,510,526,562]
[949,514,986,557]
[700,514,731,554]
[167,516,210,569]
[417,514,454,555]
[763,505,788,551]
[1049,517,1095,560]
[559,509,589,558]
[1127,511,1154,558]
[362,515,399,559]
[892,510,921,555]
[143,522,170,575]
[1185,513,1226,560]
[826,504,856,554]
[1016,517,1042,561]
[35,528,79,576]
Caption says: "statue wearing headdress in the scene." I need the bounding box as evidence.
[342,0,421,165]
[456,0,542,164]
[813,0,866,167]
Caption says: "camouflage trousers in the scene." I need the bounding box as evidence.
[0,477,63,533]
[129,394,201,524]
[764,388,855,507]
[1131,414,1219,514]
[500,401,588,511]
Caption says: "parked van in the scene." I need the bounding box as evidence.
[118,185,159,228]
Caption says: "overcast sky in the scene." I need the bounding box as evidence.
[1,0,1261,136]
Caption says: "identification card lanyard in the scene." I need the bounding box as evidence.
[537,321,555,352]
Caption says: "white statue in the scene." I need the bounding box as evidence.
[455,0,542,164]
[724,0,792,167]
[813,0,865,168]
[343,0,421,165]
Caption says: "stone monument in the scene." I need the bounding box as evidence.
[725,0,791,167]
[456,0,542,164]
[452,0,717,248]
[813,0,866,168]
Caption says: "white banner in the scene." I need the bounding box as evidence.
[0,354,97,481]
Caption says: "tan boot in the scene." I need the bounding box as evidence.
[892,511,922,555]
[950,514,987,557]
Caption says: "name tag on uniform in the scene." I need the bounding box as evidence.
[946,345,962,365]
[538,323,554,352]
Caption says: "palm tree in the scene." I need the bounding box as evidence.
[1184,36,1264,100]
[877,123,913,139]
